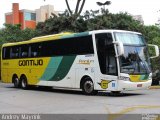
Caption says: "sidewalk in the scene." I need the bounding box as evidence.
[149,86,160,89]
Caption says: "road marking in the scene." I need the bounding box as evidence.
[106,105,160,120]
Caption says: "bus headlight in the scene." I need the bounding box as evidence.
[119,76,130,81]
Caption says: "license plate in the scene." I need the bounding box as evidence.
[137,84,142,87]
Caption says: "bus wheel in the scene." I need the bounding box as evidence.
[82,77,98,95]
[20,75,28,89]
[12,76,19,88]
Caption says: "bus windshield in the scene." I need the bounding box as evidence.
[114,32,151,74]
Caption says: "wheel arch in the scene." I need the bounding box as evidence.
[80,75,93,89]
[20,74,26,79]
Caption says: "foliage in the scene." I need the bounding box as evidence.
[65,0,86,20]
[36,9,145,34]
[36,10,87,34]
[0,24,40,43]
[141,26,160,72]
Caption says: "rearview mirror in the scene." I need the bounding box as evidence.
[148,44,159,59]
[113,41,124,56]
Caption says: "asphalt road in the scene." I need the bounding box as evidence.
[0,82,160,120]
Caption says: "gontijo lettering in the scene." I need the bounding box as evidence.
[19,59,43,66]
[78,59,94,65]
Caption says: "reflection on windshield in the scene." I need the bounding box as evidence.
[120,46,151,74]
[114,32,151,74]
[114,32,145,45]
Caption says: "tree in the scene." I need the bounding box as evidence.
[142,25,160,73]
[65,0,86,19]
[0,24,40,43]
[43,0,86,22]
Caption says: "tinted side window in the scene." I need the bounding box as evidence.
[20,45,29,58]
[11,46,19,59]
[31,43,42,57]
[41,35,94,56]
[2,47,10,59]
[2,35,94,59]
[73,35,94,55]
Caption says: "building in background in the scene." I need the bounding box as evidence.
[5,3,58,30]
[36,5,58,23]
[5,3,36,30]
[131,15,144,24]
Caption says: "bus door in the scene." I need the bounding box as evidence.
[95,33,118,90]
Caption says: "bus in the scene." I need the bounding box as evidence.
[1,30,159,95]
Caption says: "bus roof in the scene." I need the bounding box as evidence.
[2,29,141,47]
[89,29,141,35]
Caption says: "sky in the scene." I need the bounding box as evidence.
[0,0,160,28]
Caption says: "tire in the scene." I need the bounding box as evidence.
[13,76,19,88]
[20,76,28,89]
[82,77,98,95]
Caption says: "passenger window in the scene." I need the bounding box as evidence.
[21,45,29,58]
[31,44,42,57]
[2,47,10,59]
[11,47,19,58]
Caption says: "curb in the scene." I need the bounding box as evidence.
[149,86,160,89]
